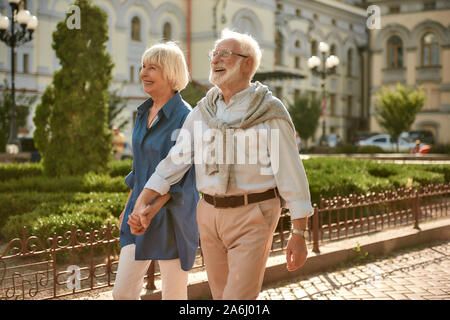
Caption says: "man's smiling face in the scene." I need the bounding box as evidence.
[208,39,246,88]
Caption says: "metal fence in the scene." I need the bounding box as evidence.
[0,183,448,300]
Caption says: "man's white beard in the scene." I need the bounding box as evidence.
[209,60,242,87]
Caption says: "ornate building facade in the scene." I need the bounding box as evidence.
[367,0,450,144]
[0,0,369,145]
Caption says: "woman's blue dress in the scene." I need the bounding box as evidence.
[120,92,199,271]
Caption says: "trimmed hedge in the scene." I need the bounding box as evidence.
[0,158,448,241]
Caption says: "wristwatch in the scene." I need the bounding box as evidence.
[291,228,306,238]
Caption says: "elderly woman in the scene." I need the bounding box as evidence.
[112,42,198,300]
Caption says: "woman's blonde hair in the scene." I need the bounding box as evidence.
[141,42,190,91]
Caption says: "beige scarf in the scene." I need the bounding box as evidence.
[197,81,295,194]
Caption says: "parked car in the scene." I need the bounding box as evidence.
[404,130,435,145]
[19,137,41,162]
[356,134,426,152]
[353,132,379,145]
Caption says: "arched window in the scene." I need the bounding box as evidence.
[347,48,353,76]
[387,35,403,69]
[163,22,172,42]
[131,16,141,41]
[275,31,284,66]
[330,44,336,56]
[421,32,439,66]
[311,40,317,56]
[295,40,300,49]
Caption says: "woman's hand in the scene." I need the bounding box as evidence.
[128,213,146,235]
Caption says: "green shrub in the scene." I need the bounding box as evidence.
[0,162,43,181]
[429,144,450,155]
[357,145,385,154]
[108,159,133,177]
[333,143,358,154]
[0,192,128,236]
[0,174,128,193]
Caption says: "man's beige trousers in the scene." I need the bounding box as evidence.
[197,197,282,300]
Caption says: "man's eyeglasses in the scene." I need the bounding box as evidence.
[208,49,249,61]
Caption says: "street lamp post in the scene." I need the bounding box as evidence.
[0,0,38,154]
[307,42,339,146]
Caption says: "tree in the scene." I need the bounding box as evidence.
[288,95,321,150]
[0,80,37,152]
[108,88,129,131]
[181,81,208,107]
[375,83,426,152]
[34,0,113,176]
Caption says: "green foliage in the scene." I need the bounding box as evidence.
[107,159,133,177]
[375,83,426,152]
[181,81,208,107]
[429,144,450,155]
[288,95,321,149]
[0,162,43,180]
[0,80,37,152]
[33,0,114,176]
[356,145,386,154]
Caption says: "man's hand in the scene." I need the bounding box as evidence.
[135,204,157,229]
[286,234,308,272]
[127,213,146,235]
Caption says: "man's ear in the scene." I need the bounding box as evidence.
[242,56,253,75]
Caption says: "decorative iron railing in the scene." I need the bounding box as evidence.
[1,183,448,300]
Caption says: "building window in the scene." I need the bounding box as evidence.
[313,13,319,21]
[311,40,317,56]
[296,9,301,17]
[23,54,29,73]
[421,32,439,66]
[295,56,300,69]
[332,19,337,26]
[163,22,172,42]
[387,36,403,69]
[347,48,353,77]
[347,95,353,117]
[295,40,300,49]
[131,16,141,41]
[424,1,436,10]
[275,31,284,66]
[389,6,400,14]
[349,24,353,31]
[329,94,336,116]
[130,66,135,83]
[330,44,336,56]
[277,4,283,11]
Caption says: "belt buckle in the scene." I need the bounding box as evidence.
[244,193,248,206]
[213,196,217,207]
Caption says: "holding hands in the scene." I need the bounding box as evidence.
[127,189,170,235]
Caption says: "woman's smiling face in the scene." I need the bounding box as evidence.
[139,62,170,96]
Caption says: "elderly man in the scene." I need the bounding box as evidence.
[128,29,313,300]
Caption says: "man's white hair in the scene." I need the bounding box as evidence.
[141,42,189,92]
[215,28,262,79]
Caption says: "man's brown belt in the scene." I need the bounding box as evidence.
[203,188,279,208]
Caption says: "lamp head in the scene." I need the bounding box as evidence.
[319,42,330,54]
[16,9,31,26]
[0,15,9,31]
[308,56,321,69]
[27,15,38,30]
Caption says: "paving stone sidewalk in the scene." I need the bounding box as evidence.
[258,240,450,300]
